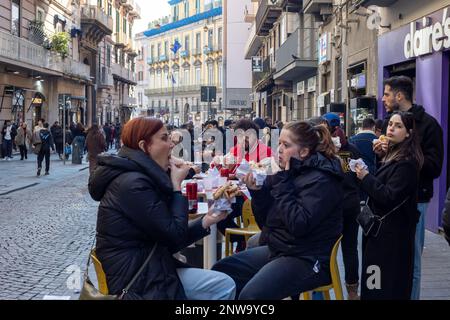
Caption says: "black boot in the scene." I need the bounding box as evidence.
[37,168,41,176]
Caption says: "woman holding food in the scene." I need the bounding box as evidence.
[89,116,236,300]
[355,112,423,300]
[212,121,344,300]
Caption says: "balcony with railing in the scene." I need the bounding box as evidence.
[358,0,398,6]
[180,50,190,58]
[80,5,113,36]
[98,67,114,87]
[244,22,263,59]
[191,48,202,56]
[0,29,62,74]
[255,0,282,36]
[115,32,128,47]
[303,0,333,15]
[273,28,318,81]
[63,59,91,80]
[112,63,137,84]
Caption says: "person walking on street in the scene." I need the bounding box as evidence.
[114,122,121,149]
[381,76,444,300]
[103,124,112,151]
[64,126,73,160]
[1,120,15,160]
[51,121,64,160]
[86,124,106,175]
[15,122,32,160]
[37,123,55,176]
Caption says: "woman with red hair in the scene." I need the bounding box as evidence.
[89,117,235,300]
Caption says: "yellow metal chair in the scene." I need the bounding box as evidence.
[301,235,344,300]
[225,199,261,256]
[90,250,109,295]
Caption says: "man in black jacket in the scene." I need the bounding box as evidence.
[381,76,444,299]
[37,123,55,176]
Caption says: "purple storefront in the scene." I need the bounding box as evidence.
[378,6,450,232]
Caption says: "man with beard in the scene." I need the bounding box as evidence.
[380,76,444,300]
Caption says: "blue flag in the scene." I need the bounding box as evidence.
[170,39,182,54]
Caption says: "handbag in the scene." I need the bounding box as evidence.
[32,143,42,155]
[79,243,157,300]
[65,145,72,155]
[357,197,409,237]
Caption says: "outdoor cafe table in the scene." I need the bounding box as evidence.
[182,181,250,270]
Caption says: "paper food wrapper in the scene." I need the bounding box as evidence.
[349,158,368,173]
[235,159,269,186]
[212,198,233,216]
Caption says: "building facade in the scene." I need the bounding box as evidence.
[94,0,140,125]
[372,0,449,232]
[245,0,320,124]
[0,0,139,129]
[141,0,224,126]
[0,0,91,128]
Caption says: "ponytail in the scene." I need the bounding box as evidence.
[314,125,337,159]
[284,121,337,160]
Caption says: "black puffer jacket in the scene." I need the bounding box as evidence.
[250,152,344,258]
[88,146,209,300]
[382,105,444,202]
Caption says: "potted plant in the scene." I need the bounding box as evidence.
[51,32,70,58]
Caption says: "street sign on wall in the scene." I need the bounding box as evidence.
[201,86,216,102]
[252,56,263,72]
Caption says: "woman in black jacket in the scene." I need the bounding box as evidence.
[212,121,344,300]
[355,111,424,300]
[88,117,235,300]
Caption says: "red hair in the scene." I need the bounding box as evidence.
[121,117,164,150]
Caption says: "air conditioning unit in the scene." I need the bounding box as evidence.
[268,0,282,6]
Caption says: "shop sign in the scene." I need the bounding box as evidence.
[318,33,330,65]
[404,8,450,59]
[297,81,305,95]
[307,77,316,92]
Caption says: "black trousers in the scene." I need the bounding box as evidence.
[19,144,27,159]
[212,246,331,300]
[342,206,361,285]
[37,149,50,172]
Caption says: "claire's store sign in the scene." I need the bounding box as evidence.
[404,8,450,59]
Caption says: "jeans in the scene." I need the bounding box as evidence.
[19,144,27,159]
[212,246,331,300]
[176,268,236,300]
[37,149,50,172]
[3,139,12,158]
[411,202,428,300]
[342,206,360,285]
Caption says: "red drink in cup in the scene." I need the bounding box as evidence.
[186,182,198,213]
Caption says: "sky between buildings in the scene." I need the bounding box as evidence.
[133,0,171,36]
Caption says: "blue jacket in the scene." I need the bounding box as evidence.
[349,131,377,175]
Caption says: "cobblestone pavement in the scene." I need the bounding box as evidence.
[0,166,97,300]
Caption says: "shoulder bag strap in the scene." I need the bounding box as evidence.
[379,197,409,222]
[118,243,158,299]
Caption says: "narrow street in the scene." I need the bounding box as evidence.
[0,154,96,300]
